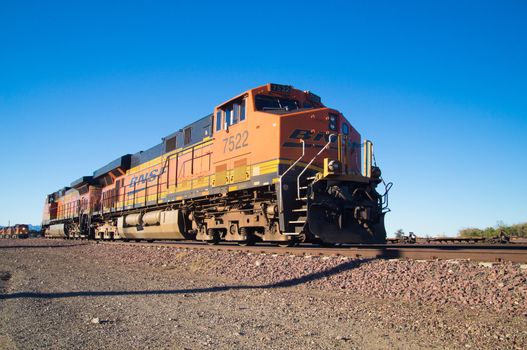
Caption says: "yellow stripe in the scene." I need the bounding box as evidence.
[112,157,322,207]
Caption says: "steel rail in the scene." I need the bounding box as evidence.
[98,241,527,264]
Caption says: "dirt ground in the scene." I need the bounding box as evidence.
[0,239,525,350]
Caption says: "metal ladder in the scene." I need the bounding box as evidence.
[277,140,305,236]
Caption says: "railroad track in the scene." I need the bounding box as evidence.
[99,241,527,264]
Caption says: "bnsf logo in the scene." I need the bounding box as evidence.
[129,169,162,187]
[288,129,335,142]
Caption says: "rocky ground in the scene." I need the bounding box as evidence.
[0,239,526,350]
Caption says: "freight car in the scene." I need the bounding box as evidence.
[42,84,391,245]
[0,224,29,239]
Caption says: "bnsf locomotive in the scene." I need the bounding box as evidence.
[0,224,30,239]
[42,84,390,245]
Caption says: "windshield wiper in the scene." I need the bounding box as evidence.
[262,107,288,111]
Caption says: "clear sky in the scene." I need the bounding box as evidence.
[1,1,526,236]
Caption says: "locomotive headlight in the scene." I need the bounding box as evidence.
[328,160,342,173]
[329,114,338,131]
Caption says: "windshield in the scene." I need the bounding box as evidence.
[255,94,300,112]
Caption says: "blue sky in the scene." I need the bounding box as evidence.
[0,1,526,236]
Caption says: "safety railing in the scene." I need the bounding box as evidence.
[296,134,336,199]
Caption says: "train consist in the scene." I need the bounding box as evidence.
[42,84,390,245]
[0,224,30,239]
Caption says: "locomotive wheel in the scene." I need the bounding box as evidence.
[277,232,304,247]
[237,228,255,246]
[277,241,295,248]
[238,238,255,246]
[205,229,220,245]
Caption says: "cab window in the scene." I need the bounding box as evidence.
[225,107,232,128]
[255,94,299,111]
[240,99,246,121]
[216,110,222,131]
[219,97,246,129]
[233,103,240,124]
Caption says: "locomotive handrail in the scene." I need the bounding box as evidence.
[278,139,305,213]
[297,134,336,199]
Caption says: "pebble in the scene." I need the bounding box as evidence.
[3,237,526,350]
[478,262,494,268]
[103,241,527,316]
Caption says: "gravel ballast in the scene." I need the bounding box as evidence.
[0,238,526,349]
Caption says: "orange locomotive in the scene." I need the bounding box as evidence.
[42,84,391,244]
[0,224,30,238]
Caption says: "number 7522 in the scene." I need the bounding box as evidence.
[223,131,249,153]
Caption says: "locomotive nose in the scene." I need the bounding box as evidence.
[306,178,387,244]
